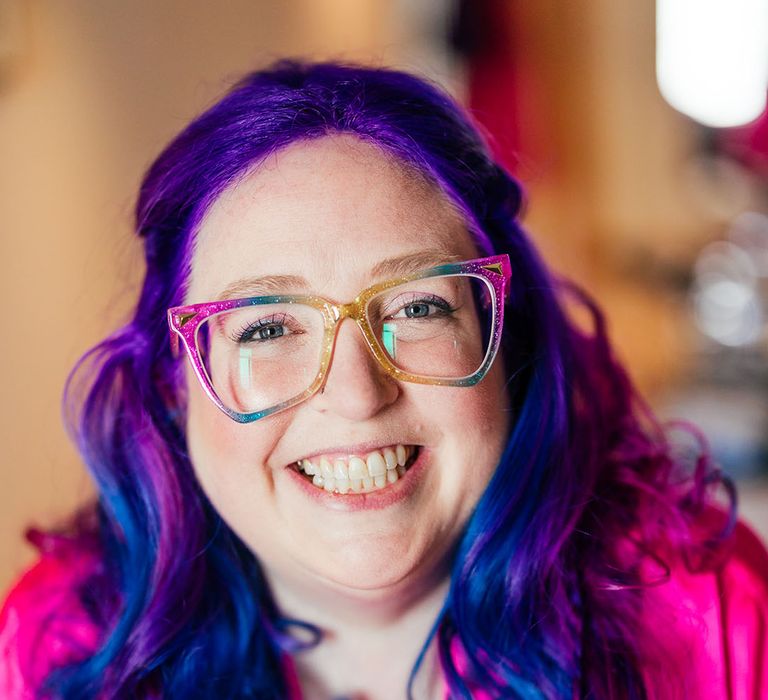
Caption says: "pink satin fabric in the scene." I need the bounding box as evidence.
[656,519,768,700]
[0,550,100,699]
[2,521,767,699]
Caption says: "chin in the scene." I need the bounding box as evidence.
[298,533,450,597]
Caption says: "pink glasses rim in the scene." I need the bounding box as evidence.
[167,253,511,423]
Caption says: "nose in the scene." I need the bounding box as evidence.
[309,318,400,420]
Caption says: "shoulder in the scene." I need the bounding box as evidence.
[715,519,768,697]
[653,518,768,699]
[0,547,102,699]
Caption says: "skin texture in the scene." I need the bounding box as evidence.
[184,135,510,698]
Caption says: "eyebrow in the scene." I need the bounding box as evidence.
[216,248,463,301]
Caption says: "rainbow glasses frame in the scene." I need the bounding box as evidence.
[167,254,511,423]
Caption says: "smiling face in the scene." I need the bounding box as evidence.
[184,135,510,602]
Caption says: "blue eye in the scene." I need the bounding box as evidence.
[404,302,431,318]
[392,295,454,320]
[232,315,291,343]
[252,324,284,341]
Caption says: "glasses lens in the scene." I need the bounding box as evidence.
[366,273,495,380]
[196,302,326,414]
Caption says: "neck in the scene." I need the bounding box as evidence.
[265,567,450,700]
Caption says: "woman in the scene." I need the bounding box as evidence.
[1,60,766,699]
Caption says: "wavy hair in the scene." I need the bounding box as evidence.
[38,60,734,699]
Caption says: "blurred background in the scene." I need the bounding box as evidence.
[1,0,767,592]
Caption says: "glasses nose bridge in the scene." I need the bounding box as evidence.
[325,298,379,365]
[335,298,366,323]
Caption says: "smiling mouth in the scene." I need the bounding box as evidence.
[294,444,420,494]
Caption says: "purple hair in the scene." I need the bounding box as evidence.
[39,60,733,698]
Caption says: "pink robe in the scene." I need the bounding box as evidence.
[2,520,767,699]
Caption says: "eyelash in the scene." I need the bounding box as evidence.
[384,293,456,318]
[230,314,292,343]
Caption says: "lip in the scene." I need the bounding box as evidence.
[283,445,429,512]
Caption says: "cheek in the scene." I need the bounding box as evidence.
[413,360,510,516]
[184,370,286,513]
[186,365,243,466]
[186,391,249,518]
[184,386,300,565]
[477,365,512,475]
[446,360,510,447]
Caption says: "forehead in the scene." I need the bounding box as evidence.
[187,135,478,303]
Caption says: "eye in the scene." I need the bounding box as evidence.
[389,294,454,320]
[403,302,432,318]
[251,324,284,341]
[231,314,295,343]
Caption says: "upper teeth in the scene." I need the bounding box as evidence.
[296,444,413,494]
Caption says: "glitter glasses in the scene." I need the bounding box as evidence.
[167,254,511,423]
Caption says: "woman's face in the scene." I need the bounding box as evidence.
[185,136,510,600]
